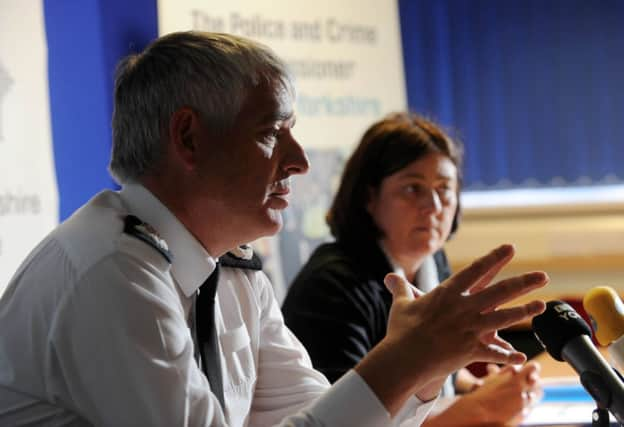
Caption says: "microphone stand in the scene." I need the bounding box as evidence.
[592,406,611,427]
[598,366,624,426]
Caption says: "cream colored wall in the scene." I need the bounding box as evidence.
[445,202,624,301]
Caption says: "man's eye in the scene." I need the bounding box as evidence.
[260,130,279,144]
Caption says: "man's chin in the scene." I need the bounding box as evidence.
[235,211,284,243]
[264,209,284,234]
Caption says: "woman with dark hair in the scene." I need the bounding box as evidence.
[282,112,541,426]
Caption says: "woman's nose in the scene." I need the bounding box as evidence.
[419,188,442,214]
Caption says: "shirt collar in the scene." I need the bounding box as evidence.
[378,241,439,291]
[120,183,216,297]
[414,256,440,293]
[378,241,408,282]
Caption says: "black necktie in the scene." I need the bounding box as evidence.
[195,263,225,408]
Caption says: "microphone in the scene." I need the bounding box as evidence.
[584,286,624,371]
[533,300,624,423]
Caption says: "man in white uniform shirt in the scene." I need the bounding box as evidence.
[0,31,549,426]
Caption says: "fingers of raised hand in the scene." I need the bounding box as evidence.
[478,300,546,333]
[446,244,515,294]
[482,332,515,352]
[475,341,527,366]
[468,248,516,295]
[470,272,549,313]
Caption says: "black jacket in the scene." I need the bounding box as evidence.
[282,239,451,383]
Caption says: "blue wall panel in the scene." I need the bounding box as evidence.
[44,0,157,220]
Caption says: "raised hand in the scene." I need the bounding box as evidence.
[355,244,548,416]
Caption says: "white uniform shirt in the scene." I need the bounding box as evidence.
[0,184,435,426]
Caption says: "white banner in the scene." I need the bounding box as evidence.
[157,0,406,298]
[0,1,58,293]
[158,0,406,150]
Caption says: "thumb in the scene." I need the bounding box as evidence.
[384,273,414,301]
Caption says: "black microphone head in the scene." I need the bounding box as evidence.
[532,300,592,361]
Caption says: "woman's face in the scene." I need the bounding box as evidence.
[366,152,458,262]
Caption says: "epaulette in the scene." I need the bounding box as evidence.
[123,215,172,263]
[219,244,262,270]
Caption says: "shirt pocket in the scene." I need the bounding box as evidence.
[219,323,257,391]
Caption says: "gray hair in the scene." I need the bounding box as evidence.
[109,31,294,183]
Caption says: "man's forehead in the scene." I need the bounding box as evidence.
[240,82,295,125]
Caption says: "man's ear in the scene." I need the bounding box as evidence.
[169,107,201,169]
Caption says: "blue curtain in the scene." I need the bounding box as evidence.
[44,0,158,220]
[399,0,624,190]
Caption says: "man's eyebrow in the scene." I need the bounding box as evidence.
[259,108,294,125]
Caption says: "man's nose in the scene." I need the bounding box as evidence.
[282,135,310,176]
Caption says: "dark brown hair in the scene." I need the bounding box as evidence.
[327,112,463,246]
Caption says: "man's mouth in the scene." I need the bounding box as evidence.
[270,187,290,197]
[267,183,291,208]
[270,180,291,197]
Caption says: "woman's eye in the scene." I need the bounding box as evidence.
[405,184,424,194]
[437,187,455,202]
